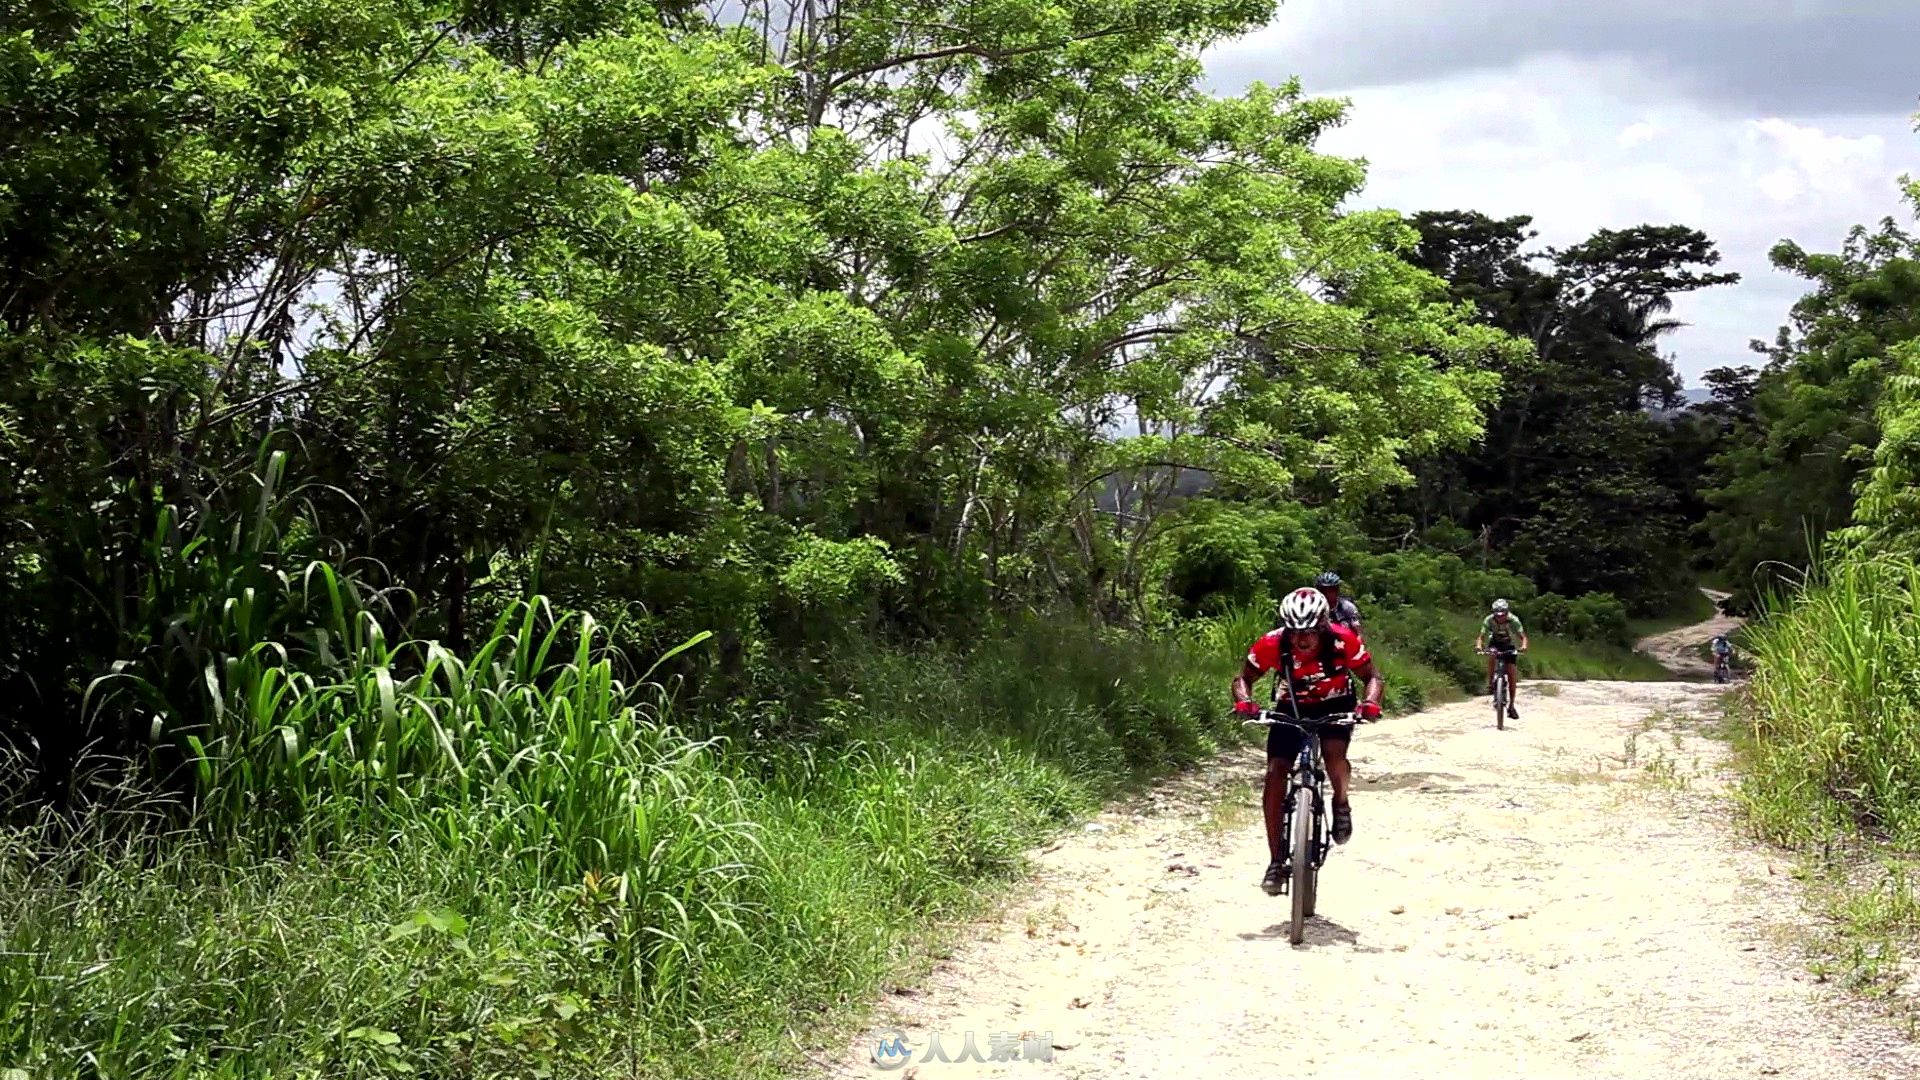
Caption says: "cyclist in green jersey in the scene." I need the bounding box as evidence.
[1475,599,1530,720]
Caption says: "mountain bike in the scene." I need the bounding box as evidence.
[1479,647,1521,729]
[1243,708,1361,945]
[1714,653,1732,684]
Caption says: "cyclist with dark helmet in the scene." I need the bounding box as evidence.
[1315,571,1364,637]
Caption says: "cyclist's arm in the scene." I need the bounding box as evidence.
[1350,655,1384,712]
[1230,658,1264,710]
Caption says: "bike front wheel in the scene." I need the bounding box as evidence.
[1494,673,1508,730]
[1289,785,1315,944]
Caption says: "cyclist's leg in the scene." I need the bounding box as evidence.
[1317,711,1356,843]
[1484,650,1496,692]
[1263,724,1305,863]
[1322,727,1353,809]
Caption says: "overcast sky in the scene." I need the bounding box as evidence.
[1205,0,1920,385]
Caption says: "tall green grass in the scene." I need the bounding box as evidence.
[3,600,1227,1079]
[5,537,1685,1079]
[1729,555,1920,1000]
[1737,556,1920,847]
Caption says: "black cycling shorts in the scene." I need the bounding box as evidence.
[1265,697,1357,762]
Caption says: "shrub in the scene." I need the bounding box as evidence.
[1149,502,1330,619]
[1530,593,1573,634]
[1567,592,1631,647]
[1353,550,1535,612]
[1525,591,1629,646]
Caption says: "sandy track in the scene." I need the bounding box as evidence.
[1638,588,1744,680]
[818,630,1920,1078]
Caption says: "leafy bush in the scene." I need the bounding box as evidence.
[1149,502,1355,619]
[1352,550,1535,612]
[1567,592,1631,647]
[1526,591,1631,646]
[1531,593,1573,634]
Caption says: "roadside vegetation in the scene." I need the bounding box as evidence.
[1712,147,1920,1004]
[0,0,1762,1075]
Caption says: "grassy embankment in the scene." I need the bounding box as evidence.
[2,597,1676,1079]
[1730,556,1920,1002]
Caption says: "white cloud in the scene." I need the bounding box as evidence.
[1251,53,1920,380]
[1205,0,1919,117]
[1743,119,1888,197]
[1617,121,1661,149]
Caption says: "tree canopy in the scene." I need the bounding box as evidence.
[0,0,1518,770]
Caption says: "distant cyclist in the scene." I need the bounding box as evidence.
[1475,599,1529,721]
[1710,634,1733,681]
[1231,587,1384,895]
[1315,571,1364,637]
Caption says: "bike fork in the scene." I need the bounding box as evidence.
[1278,737,1332,889]
[1283,782,1327,872]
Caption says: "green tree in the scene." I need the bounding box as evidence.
[0,0,1518,779]
[1704,211,1920,599]
[1375,211,1739,610]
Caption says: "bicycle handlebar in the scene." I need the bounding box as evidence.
[1239,708,1367,729]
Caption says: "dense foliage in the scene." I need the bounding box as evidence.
[1353,210,1740,612]
[0,0,1769,1074]
[0,0,1519,790]
[1705,212,1920,603]
[1728,122,1920,992]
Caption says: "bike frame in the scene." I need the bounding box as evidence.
[1246,709,1355,874]
[1479,646,1521,727]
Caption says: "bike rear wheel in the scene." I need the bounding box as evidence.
[1289,785,1315,944]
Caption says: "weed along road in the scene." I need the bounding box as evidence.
[820,619,1920,1078]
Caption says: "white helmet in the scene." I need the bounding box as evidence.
[1280,587,1331,630]
[1491,598,1510,614]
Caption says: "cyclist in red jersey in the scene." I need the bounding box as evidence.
[1231,587,1384,894]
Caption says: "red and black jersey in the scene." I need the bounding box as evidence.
[1246,623,1370,706]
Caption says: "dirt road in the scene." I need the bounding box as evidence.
[1638,588,1744,680]
[820,613,1920,1079]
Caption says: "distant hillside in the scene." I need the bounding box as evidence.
[1648,386,1714,420]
